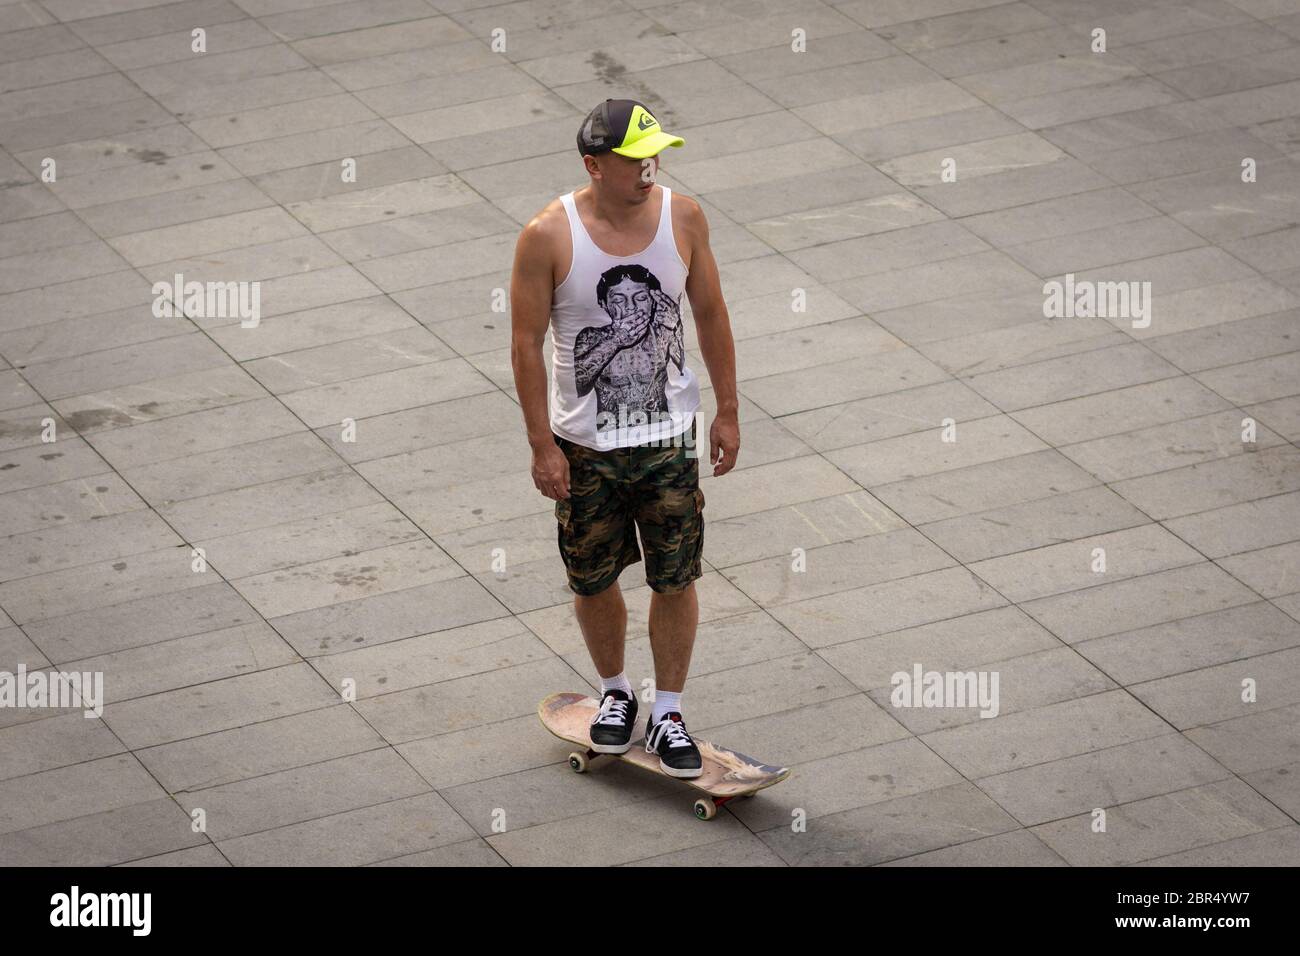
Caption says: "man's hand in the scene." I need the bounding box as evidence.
[532,442,571,500]
[650,289,680,330]
[610,303,653,348]
[709,413,739,477]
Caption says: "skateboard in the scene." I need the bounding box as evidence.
[538,692,791,820]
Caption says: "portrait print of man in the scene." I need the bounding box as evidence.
[573,264,687,435]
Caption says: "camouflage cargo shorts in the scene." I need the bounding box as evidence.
[553,422,704,596]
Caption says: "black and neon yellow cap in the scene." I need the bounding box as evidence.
[576,99,684,159]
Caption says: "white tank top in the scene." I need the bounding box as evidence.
[549,184,700,451]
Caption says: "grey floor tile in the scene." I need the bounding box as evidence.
[773,566,1007,649]
[1032,778,1291,865]
[873,448,1099,524]
[216,792,475,866]
[368,837,505,867]
[760,781,1019,866]
[2,0,1295,868]
[976,733,1231,826]
[22,581,257,664]
[0,544,209,624]
[1076,601,1300,685]
[136,704,385,793]
[0,798,205,867]
[65,620,300,703]
[880,828,1067,866]
[1022,562,1259,645]
[116,844,231,867]
[1184,702,1300,774]
[1058,409,1283,483]
[103,662,340,749]
[176,747,431,841]
[1143,826,1300,866]
[0,754,165,836]
[1130,645,1300,729]
[968,523,1203,603]
[921,689,1172,778]
[0,711,125,781]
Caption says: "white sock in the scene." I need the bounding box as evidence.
[598,672,632,697]
[651,690,682,723]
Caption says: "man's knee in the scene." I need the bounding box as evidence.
[648,577,697,597]
[574,577,622,599]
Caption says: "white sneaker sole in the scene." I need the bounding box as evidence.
[589,738,634,754]
[659,761,703,779]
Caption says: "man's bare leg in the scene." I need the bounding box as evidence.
[574,581,628,680]
[647,581,698,695]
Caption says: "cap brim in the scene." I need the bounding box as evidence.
[612,131,685,159]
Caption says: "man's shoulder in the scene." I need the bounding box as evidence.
[668,189,706,239]
[517,196,569,261]
[669,188,702,213]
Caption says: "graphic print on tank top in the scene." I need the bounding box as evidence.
[548,183,699,451]
[574,264,686,436]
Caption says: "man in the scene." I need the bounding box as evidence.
[510,99,739,778]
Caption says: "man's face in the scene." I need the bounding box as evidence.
[605,278,652,325]
[591,151,660,198]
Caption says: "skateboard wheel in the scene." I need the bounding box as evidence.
[693,798,716,821]
[568,752,588,773]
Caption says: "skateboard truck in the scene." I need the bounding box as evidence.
[566,746,753,820]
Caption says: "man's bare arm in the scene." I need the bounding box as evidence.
[510,218,570,499]
[575,325,626,395]
[682,199,740,476]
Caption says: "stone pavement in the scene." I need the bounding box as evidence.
[1,0,1298,867]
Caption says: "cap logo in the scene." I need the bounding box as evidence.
[637,113,656,130]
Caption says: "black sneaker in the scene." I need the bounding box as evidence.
[644,711,702,778]
[589,689,638,753]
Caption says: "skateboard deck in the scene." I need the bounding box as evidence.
[538,692,791,819]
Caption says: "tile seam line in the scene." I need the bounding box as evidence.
[868,826,1069,867]
[844,8,1135,222]
[257,13,451,49]
[0,696,1273,853]
[258,0,1294,868]
[18,571,519,647]
[5,416,1294,613]
[0,323,199,368]
[0,61,118,99]
[472,686,1211,798]
[5,0,1289,868]
[765,314,1297,807]
[918,482,1300,556]
[25,372,491,468]
[5,53,537,665]
[1120,821,1300,867]
[359,833,509,868]
[699,414,1068,828]
[960,436,1290,612]
[3,72,525,867]
[0,28,93,70]
[9,696,346,750]
[940,385,1300,817]
[0,549,233,864]
[1010,753,1300,834]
